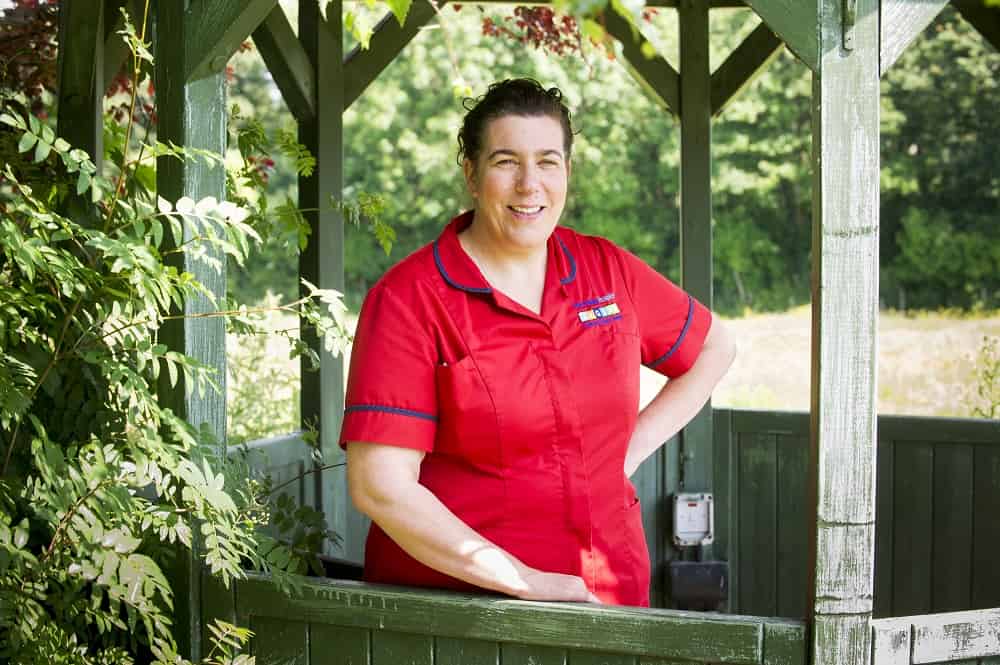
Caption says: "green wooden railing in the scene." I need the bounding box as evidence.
[207,573,806,665]
[243,410,1000,619]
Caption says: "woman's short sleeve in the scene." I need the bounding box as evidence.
[338,285,438,452]
[613,244,713,379]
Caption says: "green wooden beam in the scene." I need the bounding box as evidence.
[298,0,352,561]
[236,574,803,664]
[677,2,715,539]
[710,22,784,116]
[806,0,880,663]
[742,0,818,71]
[953,0,1000,54]
[464,0,746,6]
[155,0,230,658]
[880,0,950,76]
[185,0,278,82]
[253,5,315,121]
[57,0,104,161]
[343,0,439,110]
[603,9,680,115]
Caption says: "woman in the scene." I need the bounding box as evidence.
[340,78,735,606]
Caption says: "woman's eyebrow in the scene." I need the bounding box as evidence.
[486,148,564,160]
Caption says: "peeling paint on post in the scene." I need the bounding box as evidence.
[806,0,880,664]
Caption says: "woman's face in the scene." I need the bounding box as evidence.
[463,114,570,255]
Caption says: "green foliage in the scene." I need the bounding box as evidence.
[880,7,1000,310]
[0,16,350,663]
[969,336,1000,420]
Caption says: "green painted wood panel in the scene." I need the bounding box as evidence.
[741,0,817,70]
[972,445,1000,610]
[310,625,370,665]
[718,410,1000,619]
[874,439,895,619]
[714,409,736,613]
[200,569,236,651]
[931,444,974,612]
[568,650,637,664]
[739,432,777,616]
[372,630,432,665]
[762,622,807,665]
[436,637,499,665]
[502,644,566,665]
[893,443,934,615]
[631,432,669,607]
[775,435,808,619]
[252,617,308,665]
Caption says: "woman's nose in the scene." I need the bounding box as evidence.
[516,165,540,192]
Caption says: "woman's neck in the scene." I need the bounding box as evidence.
[459,222,548,314]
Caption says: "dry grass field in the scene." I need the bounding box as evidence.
[229,306,1000,442]
[639,307,1000,417]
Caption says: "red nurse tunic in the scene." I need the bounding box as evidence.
[339,211,711,606]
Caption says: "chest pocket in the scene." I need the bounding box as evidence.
[434,354,501,471]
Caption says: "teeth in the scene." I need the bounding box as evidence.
[511,206,543,214]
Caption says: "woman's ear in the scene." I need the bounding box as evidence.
[463,159,478,199]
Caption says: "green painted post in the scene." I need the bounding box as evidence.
[677,0,713,507]
[155,1,229,658]
[57,0,104,163]
[806,0,880,662]
[298,0,353,561]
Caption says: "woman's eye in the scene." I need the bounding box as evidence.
[495,159,516,166]
[540,160,559,168]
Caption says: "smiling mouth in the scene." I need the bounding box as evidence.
[509,205,545,215]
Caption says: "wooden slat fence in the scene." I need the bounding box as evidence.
[211,574,806,665]
[713,410,1000,619]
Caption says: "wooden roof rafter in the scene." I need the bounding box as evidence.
[603,8,680,114]
[343,0,441,110]
[185,0,279,81]
[710,21,783,116]
[254,6,317,121]
[953,0,1000,52]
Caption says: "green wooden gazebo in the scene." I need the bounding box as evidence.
[57,0,1000,663]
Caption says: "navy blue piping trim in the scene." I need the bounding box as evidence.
[556,234,577,285]
[433,240,492,294]
[345,405,438,422]
[649,295,694,369]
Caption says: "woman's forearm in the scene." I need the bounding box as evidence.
[347,443,595,602]
[356,478,530,594]
[624,317,736,477]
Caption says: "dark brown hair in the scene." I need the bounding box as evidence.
[457,78,574,165]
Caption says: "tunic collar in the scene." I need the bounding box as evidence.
[433,210,577,294]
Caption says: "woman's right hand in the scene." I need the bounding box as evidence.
[514,567,602,604]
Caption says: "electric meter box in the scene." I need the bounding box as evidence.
[673,493,714,547]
